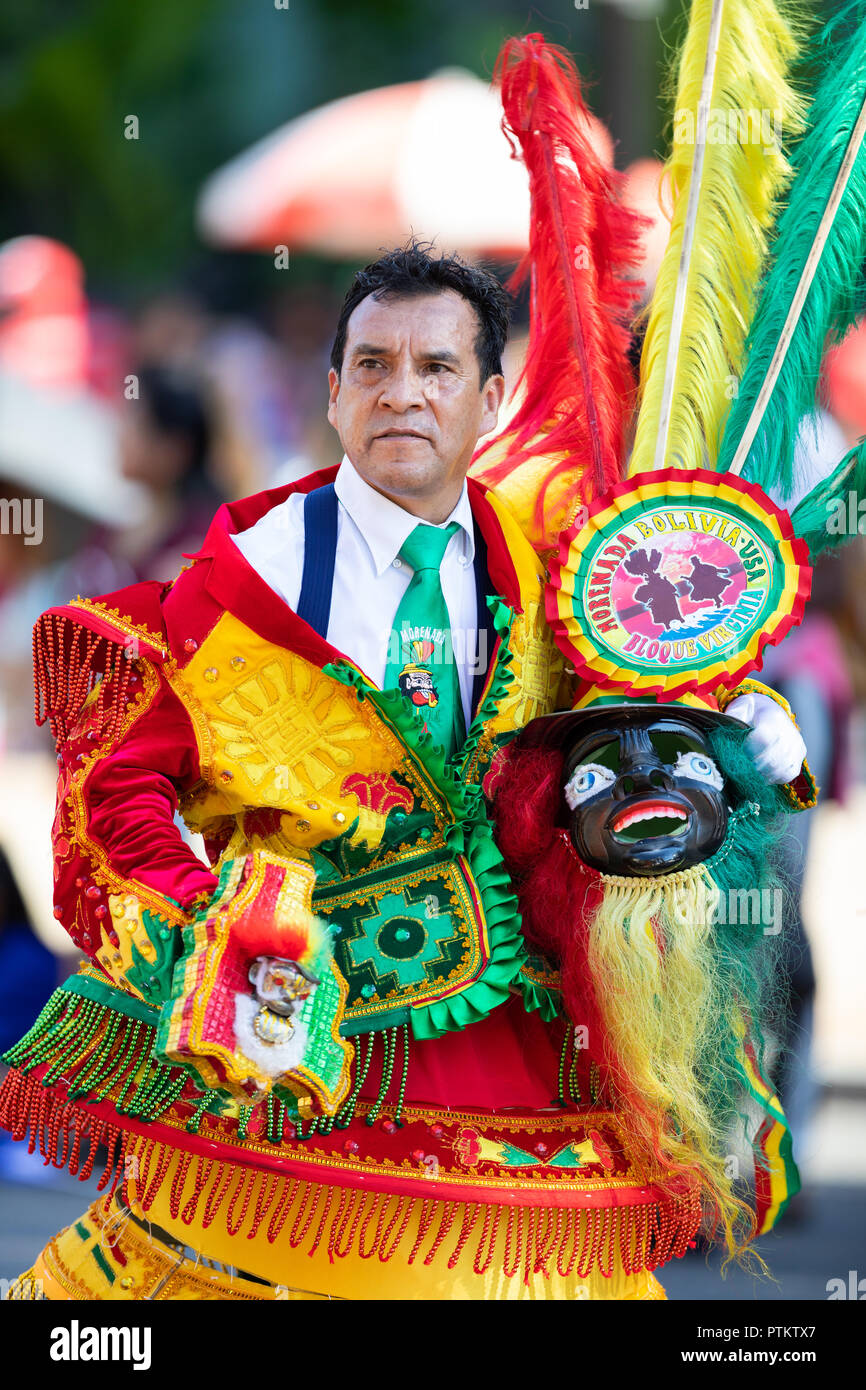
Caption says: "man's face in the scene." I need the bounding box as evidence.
[563,718,730,877]
[327,288,504,518]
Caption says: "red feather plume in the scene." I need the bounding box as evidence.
[473,34,647,547]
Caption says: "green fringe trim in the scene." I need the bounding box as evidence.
[518,956,562,1022]
[410,820,525,1042]
[1,977,300,1141]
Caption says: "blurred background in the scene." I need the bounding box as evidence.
[1,0,864,1300]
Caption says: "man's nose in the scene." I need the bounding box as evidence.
[378,361,427,411]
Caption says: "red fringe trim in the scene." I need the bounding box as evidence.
[0,1068,701,1279]
[33,611,135,745]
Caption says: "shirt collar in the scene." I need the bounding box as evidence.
[334,455,475,576]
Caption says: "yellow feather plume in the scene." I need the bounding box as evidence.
[628,0,808,475]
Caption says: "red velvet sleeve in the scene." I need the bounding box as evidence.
[51,654,218,993]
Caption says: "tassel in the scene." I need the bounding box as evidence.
[32,611,136,745]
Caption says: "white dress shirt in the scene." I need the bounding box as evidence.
[231,457,481,728]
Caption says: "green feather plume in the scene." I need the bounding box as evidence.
[718,0,866,496]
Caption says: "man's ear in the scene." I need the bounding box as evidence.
[327,367,340,428]
[478,373,506,440]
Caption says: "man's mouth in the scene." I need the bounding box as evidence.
[609,800,690,843]
[375,429,430,441]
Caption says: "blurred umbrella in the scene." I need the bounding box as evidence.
[197,68,614,259]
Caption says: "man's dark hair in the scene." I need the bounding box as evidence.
[330,239,510,385]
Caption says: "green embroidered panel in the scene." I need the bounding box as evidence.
[314,846,490,1036]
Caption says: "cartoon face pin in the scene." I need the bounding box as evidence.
[563,716,729,877]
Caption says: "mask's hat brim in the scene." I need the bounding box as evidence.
[515,698,750,751]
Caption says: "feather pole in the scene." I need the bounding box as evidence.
[470,33,646,551]
[628,0,806,476]
[718,0,866,498]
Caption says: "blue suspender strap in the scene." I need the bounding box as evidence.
[471,521,496,716]
[296,483,339,638]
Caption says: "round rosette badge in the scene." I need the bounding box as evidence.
[546,469,812,700]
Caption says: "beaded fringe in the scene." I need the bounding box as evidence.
[33,610,135,744]
[4,989,408,1140]
[0,1067,700,1279]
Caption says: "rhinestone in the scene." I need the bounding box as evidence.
[85,885,101,900]
[230,656,246,670]
[183,638,198,653]
[419,826,432,840]
[112,952,122,963]
[393,811,407,823]
[220,770,233,782]
[94,905,108,920]
[159,928,171,940]
[306,801,320,811]
[295,819,311,833]
[333,812,346,825]
[110,900,124,917]
[53,907,63,921]
[120,1277,134,1289]
[125,919,137,932]
[395,928,410,942]
[343,1139,360,1154]
[203,667,219,682]
[361,984,375,999]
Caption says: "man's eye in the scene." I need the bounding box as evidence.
[424,362,449,373]
[564,762,617,810]
[672,750,723,790]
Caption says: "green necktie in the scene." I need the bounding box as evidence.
[384,521,466,759]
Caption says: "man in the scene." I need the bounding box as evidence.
[3,243,807,1301]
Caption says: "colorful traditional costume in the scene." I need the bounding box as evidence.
[5,2,866,1300]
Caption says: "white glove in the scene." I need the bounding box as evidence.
[724,692,807,785]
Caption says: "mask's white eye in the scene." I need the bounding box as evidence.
[564,762,617,810]
[673,750,723,790]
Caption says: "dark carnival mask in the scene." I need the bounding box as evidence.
[563,714,734,877]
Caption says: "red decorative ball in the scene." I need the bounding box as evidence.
[412,1149,426,1164]
[381,1119,398,1135]
[85,884,101,900]
[184,638,198,653]
[533,1142,549,1158]
[53,907,64,921]
[94,905,108,919]
[343,1139,360,1154]
[428,1123,445,1138]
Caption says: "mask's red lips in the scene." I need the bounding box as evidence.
[610,800,689,834]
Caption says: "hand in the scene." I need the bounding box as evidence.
[725,692,807,785]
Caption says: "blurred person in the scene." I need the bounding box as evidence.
[0,851,56,1057]
[115,363,226,581]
